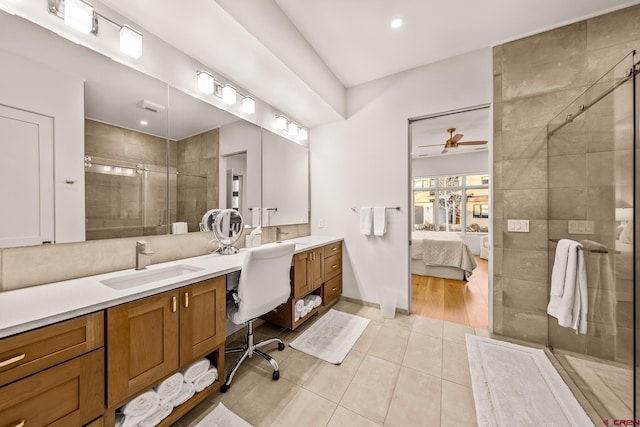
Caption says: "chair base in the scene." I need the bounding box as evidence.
[221,319,285,393]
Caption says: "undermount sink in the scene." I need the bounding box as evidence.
[101,264,204,290]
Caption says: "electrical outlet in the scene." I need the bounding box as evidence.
[318,220,324,228]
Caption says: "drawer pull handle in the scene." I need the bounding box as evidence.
[332,247,337,251]
[332,287,337,292]
[172,296,177,313]
[10,420,25,427]
[184,292,189,308]
[0,353,26,368]
[332,264,338,269]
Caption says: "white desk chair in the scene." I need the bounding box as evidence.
[221,242,295,393]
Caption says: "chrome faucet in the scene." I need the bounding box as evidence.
[135,241,154,270]
[275,227,288,243]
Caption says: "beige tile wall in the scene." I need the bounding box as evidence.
[0,222,310,292]
[493,4,640,348]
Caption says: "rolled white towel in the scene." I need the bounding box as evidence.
[120,390,160,417]
[193,367,218,393]
[115,412,147,427]
[303,294,321,309]
[181,359,210,383]
[154,372,184,402]
[138,402,173,427]
[171,382,196,407]
[295,299,305,313]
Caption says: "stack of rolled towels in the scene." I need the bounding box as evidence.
[294,294,322,321]
[115,359,218,427]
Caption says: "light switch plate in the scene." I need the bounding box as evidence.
[507,219,530,233]
[568,220,594,234]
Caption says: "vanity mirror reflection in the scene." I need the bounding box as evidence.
[0,9,309,250]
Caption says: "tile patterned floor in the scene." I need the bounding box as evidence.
[172,300,488,427]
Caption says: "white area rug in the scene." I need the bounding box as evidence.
[195,402,252,427]
[466,334,594,427]
[289,309,370,364]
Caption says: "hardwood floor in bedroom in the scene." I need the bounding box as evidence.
[412,255,488,329]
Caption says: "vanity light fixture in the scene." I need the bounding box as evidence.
[298,128,308,141]
[64,0,95,35]
[287,121,298,136]
[119,25,143,59]
[242,96,256,114]
[222,85,237,105]
[197,70,215,95]
[275,115,288,130]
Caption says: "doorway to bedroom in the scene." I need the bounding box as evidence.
[408,105,491,329]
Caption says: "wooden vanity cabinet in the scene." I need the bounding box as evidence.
[0,312,105,426]
[263,242,342,330]
[106,276,226,409]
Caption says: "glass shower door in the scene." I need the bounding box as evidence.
[546,52,636,420]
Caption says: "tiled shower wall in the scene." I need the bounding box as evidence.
[493,5,640,345]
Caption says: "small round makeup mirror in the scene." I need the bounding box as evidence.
[212,209,244,255]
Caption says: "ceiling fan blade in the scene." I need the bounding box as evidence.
[457,140,488,146]
[447,133,463,144]
[441,147,448,154]
[418,143,446,148]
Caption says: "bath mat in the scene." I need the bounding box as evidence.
[465,334,594,427]
[195,402,252,427]
[289,309,370,364]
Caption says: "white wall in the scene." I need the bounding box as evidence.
[412,151,488,177]
[0,50,85,244]
[310,48,492,310]
[219,120,262,226]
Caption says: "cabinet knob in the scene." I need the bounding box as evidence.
[332,264,338,269]
[184,292,189,308]
[172,296,177,313]
[0,353,25,368]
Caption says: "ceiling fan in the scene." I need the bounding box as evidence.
[419,128,487,154]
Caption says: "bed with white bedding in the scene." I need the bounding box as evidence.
[411,231,477,280]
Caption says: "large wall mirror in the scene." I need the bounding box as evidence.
[0,10,309,249]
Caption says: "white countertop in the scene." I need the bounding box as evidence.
[0,235,342,339]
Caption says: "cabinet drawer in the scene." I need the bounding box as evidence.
[324,252,342,281]
[0,312,104,387]
[323,242,342,258]
[323,275,342,306]
[0,349,104,427]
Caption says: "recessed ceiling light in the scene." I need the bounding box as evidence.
[140,120,148,126]
[391,18,403,29]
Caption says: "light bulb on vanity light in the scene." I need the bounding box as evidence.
[222,85,237,105]
[120,25,143,59]
[64,0,94,34]
[197,70,215,95]
[288,121,298,136]
[242,96,255,114]
[298,128,308,141]
[275,115,287,130]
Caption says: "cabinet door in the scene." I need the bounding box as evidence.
[0,349,104,427]
[292,252,310,300]
[309,248,324,289]
[107,291,179,407]
[180,276,226,365]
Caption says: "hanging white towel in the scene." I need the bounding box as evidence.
[171,222,188,234]
[550,239,580,297]
[373,207,387,236]
[359,207,372,235]
[547,245,588,334]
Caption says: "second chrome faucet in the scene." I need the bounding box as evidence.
[135,241,155,270]
[275,227,288,243]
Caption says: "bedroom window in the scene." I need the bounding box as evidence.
[413,174,489,234]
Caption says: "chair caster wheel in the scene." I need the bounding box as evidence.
[278,342,285,351]
[221,384,230,393]
[273,370,280,380]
